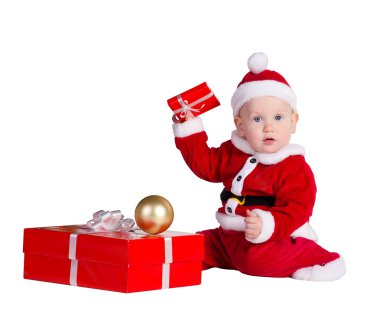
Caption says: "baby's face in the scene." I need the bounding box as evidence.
[234,97,298,153]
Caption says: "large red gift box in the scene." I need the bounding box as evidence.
[23,225,204,293]
[167,82,220,122]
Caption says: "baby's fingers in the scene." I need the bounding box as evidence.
[246,222,260,230]
[185,112,195,120]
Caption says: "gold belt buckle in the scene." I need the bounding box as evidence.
[231,195,246,206]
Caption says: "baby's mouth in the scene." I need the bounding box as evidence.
[263,138,275,145]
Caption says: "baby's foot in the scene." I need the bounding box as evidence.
[292,257,346,281]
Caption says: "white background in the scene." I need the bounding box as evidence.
[1,0,379,317]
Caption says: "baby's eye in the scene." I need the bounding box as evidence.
[252,116,262,123]
[274,115,283,121]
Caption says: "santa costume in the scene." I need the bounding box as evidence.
[173,53,346,280]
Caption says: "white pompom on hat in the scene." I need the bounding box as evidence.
[248,52,268,74]
[231,52,297,116]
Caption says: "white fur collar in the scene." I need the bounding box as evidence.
[231,130,305,165]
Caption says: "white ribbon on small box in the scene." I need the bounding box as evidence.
[173,92,214,119]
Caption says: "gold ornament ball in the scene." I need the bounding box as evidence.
[135,195,174,234]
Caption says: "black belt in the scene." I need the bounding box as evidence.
[220,188,275,207]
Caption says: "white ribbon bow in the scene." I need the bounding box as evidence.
[173,92,213,118]
[87,210,135,232]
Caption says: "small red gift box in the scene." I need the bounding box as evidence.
[23,225,204,293]
[167,82,220,122]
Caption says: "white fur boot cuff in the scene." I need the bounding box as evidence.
[292,257,346,281]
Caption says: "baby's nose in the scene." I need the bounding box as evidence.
[264,122,274,132]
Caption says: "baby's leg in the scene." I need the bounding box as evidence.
[228,235,343,279]
[197,228,235,270]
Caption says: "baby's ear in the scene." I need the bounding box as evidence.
[234,116,245,137]
[291,112,299,133]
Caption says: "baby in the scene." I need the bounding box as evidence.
[172,53,346,280]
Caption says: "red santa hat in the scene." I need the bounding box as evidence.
[231,52,297,116]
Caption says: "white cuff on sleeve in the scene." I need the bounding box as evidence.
[172,117,204,138]
[215,212,246,232]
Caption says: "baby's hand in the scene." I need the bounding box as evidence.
[172,112,195,124]
[245,209,262,240]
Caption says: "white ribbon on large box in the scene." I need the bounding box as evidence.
[69,233,79,286]
[68,232,173,289]
[162,237,173,289]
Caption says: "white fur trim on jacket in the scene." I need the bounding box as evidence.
[231,130,256,154]
[245,209,275,244]
[216,210,319,243]
[230,156,258,196]
[215,212,246,231]
[256,145,305,165]
[291,222,319,242]
[231,131,305,164]
[231,80,297,117]
[172,117,204,138]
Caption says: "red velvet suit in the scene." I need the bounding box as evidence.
[174,118,340,277]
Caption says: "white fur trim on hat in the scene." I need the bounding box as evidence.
[231,80,297,116]
[172,117,204,138]
[245,209,275,244]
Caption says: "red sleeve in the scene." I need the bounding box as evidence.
[269,156,317,241]
[175,131,227,183]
